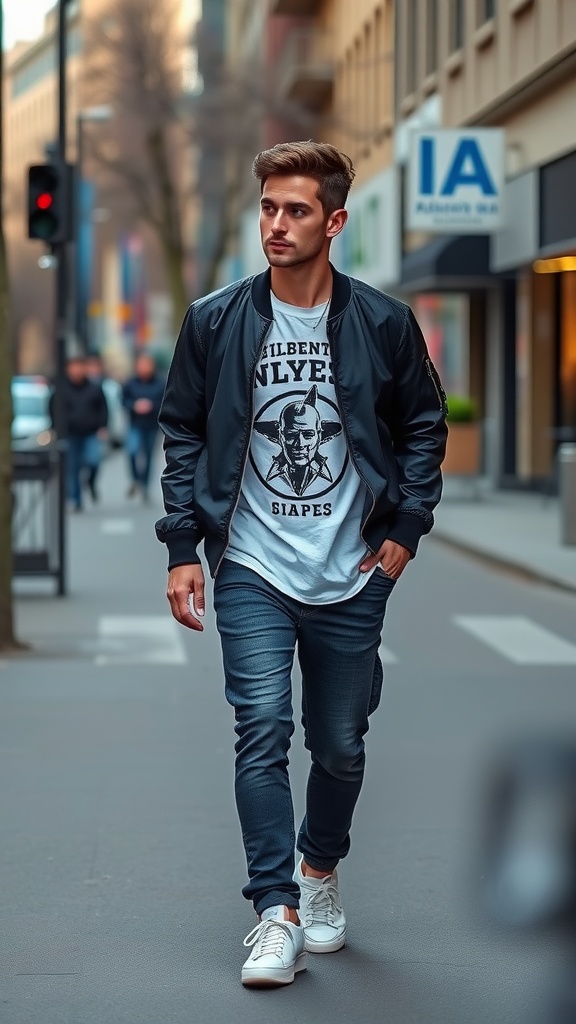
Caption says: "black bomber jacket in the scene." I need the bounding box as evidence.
[155,265,448,575]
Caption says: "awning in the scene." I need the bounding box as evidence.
[399,235,493,292]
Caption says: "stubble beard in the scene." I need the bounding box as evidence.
[264,236,326,270]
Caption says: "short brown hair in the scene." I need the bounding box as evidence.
[253,141,355,214]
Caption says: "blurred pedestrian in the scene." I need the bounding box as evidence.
[50,355,108,511]
[156,141,448,986]
[122,352,165,501]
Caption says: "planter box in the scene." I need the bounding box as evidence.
[442,422,481,476]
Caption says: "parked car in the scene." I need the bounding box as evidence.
[11,376,53,448]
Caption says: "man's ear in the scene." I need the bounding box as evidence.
[326,209,348,239]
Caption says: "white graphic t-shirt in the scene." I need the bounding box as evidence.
[226,293,373,604]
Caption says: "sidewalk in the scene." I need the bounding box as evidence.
[433,478,576,593]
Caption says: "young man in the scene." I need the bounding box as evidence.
[156,142,447,987]
[122,353,165,501]
[50,355,108,511]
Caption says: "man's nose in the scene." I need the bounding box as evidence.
[271,210,287,233]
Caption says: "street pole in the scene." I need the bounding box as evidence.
[75,113,84,351]
[53,0,70,595]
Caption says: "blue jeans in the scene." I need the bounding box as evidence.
[213,559,396,915]
[126,425,157,490]
[67,434,101,508]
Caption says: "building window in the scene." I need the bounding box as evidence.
[477,0,495,23]
[407,0,418,93]
[450,0,465,51]
[426,0,438,74]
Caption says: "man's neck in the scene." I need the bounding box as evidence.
[270,262,332,309]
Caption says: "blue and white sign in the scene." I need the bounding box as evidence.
[407,129,505,233]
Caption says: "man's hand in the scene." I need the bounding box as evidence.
[134,397,153,415]
[167,564,205,631]
[359,539,411,580]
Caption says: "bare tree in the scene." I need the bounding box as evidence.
[84,0,191,331]
[0,1,21,651]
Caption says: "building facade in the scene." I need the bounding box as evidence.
[395,0,576,487]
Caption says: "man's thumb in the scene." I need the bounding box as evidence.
[194,580,205,616]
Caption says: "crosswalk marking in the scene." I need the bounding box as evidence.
[100,519,134,535]
[95,616,187,665]
[453,615,576,665]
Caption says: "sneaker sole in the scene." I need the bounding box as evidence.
[241,952,307,987]
[304,932,346,953]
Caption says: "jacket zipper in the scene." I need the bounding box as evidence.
[328,322,377,553]
[425,358,446,411]
[214,320,273,577]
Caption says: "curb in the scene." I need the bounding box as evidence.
[430,530,576,596]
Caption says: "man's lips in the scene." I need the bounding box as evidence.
[267,239,293,249]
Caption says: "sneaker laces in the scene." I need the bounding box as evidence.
[304,875,342,926]
[243,919,292,959]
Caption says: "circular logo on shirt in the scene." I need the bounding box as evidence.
[249,385,349,499]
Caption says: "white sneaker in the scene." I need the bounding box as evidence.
[295,857,346,953]
[241,906,307,987]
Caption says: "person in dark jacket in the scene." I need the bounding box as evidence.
[122,353,165,501]
[155,142,448,987]
[50,355,108,511]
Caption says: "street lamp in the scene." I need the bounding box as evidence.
[75,105,113,352]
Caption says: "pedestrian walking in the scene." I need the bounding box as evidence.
[50,355,108,511]
[122,353,165,501]
[156,141,448,987]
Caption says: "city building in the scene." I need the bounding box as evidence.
[395,0,576,489]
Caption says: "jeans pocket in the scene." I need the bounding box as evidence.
[368,653,384,716]
[375,565,397,586]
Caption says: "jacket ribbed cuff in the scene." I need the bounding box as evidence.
[386,511,431,557]
[162,529,202,570]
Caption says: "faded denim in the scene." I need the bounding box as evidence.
[213,559,396,915]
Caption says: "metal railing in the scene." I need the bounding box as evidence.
[12,444,66,594]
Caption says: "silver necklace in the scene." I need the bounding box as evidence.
[311,293,331,331]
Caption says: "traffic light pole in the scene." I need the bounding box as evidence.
[53,0,70,596]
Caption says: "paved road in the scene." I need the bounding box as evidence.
[1,454,575,1024]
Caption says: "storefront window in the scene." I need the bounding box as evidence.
[413,293,469,397]
[561,272,576,432]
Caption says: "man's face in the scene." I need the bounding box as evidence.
[136,355,154,380]
[280,404,321,466]
[66,359,86,384]
[260,175,332,269]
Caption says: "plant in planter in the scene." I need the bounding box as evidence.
[443,394,482,475]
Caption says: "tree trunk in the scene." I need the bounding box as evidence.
[0,2,20,651]
[161,235,189,332]
[145,126,189,335]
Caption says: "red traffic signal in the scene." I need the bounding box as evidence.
[26,163,73,243]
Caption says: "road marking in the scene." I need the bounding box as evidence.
[379,645,398,664]
[95,616,187,665]
[100,519,134,535]
[454,615,576,665]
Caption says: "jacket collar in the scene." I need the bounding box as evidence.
[251,263,352,322]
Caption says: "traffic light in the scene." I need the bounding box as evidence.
[27,163,73,244]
